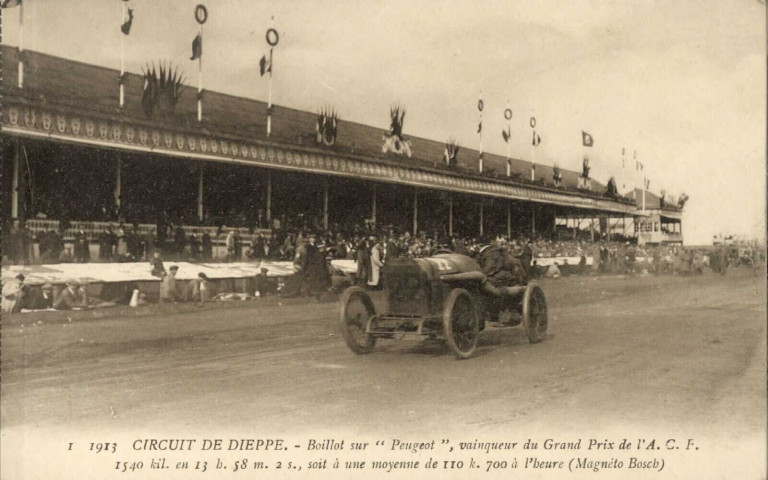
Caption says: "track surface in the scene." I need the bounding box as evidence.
[2,270,765,478]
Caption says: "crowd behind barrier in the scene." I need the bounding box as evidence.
[3,216,763,315]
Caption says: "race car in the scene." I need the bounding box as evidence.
[339,252,548,359]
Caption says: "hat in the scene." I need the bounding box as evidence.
[169,265,179,271]
[260,267,269,273]
[308,232,318,238]
[42,283,53,290]
[67,279,80,287]
[198,272,208,279]
[15,273,25,281]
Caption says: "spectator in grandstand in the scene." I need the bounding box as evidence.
[116,223,129,258]
[225,230,236,262]
[202,230,212,260]
[385,232,401,263]
[252,232,266,260]
[188,231,200,260]
[99,225,117,261]
[150,250,166,277]
[74,229,90,263]
[233,230,242,260]
[174,225,187,259]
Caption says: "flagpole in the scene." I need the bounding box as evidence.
[120,1,125,108]
[18,0,24,88]
[267,46,273,137]
[505,100,511,177]
[197,23,203,122]
[478,91,483,173]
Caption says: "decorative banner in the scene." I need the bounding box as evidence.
[316,108,338,146]
[443,140,459,167]
[382,105,412,157]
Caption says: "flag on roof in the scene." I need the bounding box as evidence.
[582,130,594,147]
[532,131,541,146]
[259,53,272,76]
[502,128,510,143]
[1,0,21,8]
[190,33,202,60]
[121,7,134,35]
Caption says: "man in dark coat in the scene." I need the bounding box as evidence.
[255,267,277,296]
[202,231,212,260]
[385,233,401,264]
[54,280,88,310]
[355,237,371,286]
[25,283,56,310]
[74,230,90,263]
[520,240,533,281]
[303,233,331,296]
[98,226,114,261]
[189,232,201,260]
[174,226,187,258]
[478,238,515,287]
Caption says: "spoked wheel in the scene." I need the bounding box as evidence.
[339,287,376,354]
[522,283,548,343]
[442,288,479,359]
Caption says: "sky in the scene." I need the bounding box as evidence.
[1,0,765,244]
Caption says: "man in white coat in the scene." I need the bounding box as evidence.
[367,236,384,289]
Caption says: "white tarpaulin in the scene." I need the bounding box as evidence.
[2,260,360,287]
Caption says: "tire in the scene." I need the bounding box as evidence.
[442,288,479,359]
[339,286,376,354]
[522,283,548,343]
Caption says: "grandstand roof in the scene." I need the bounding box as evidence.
[626,189,682,213]
[2,46,636,209]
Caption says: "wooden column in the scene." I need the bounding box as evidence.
[412,188,418,236]
[266,171,272,222]
[479,201,484,237]
[323,177,329,230]
[197,164,204,222]
[372,184,377,229]
[11,140,20,219]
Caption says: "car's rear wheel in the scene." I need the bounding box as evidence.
[339,287,376,354]
[442,288,479,359]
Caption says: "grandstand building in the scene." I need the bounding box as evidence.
[1,46,682,251]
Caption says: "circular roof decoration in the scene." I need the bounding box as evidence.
[266,28,279,47]
[195,5,208,24]
[530,117,536,128]
[477,99,484,112]
[504,108,513,120]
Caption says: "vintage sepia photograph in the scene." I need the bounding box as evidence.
[1,0,765,478]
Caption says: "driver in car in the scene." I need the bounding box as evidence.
[477,236,526,287]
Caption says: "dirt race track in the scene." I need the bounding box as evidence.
[2,269,766,479]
